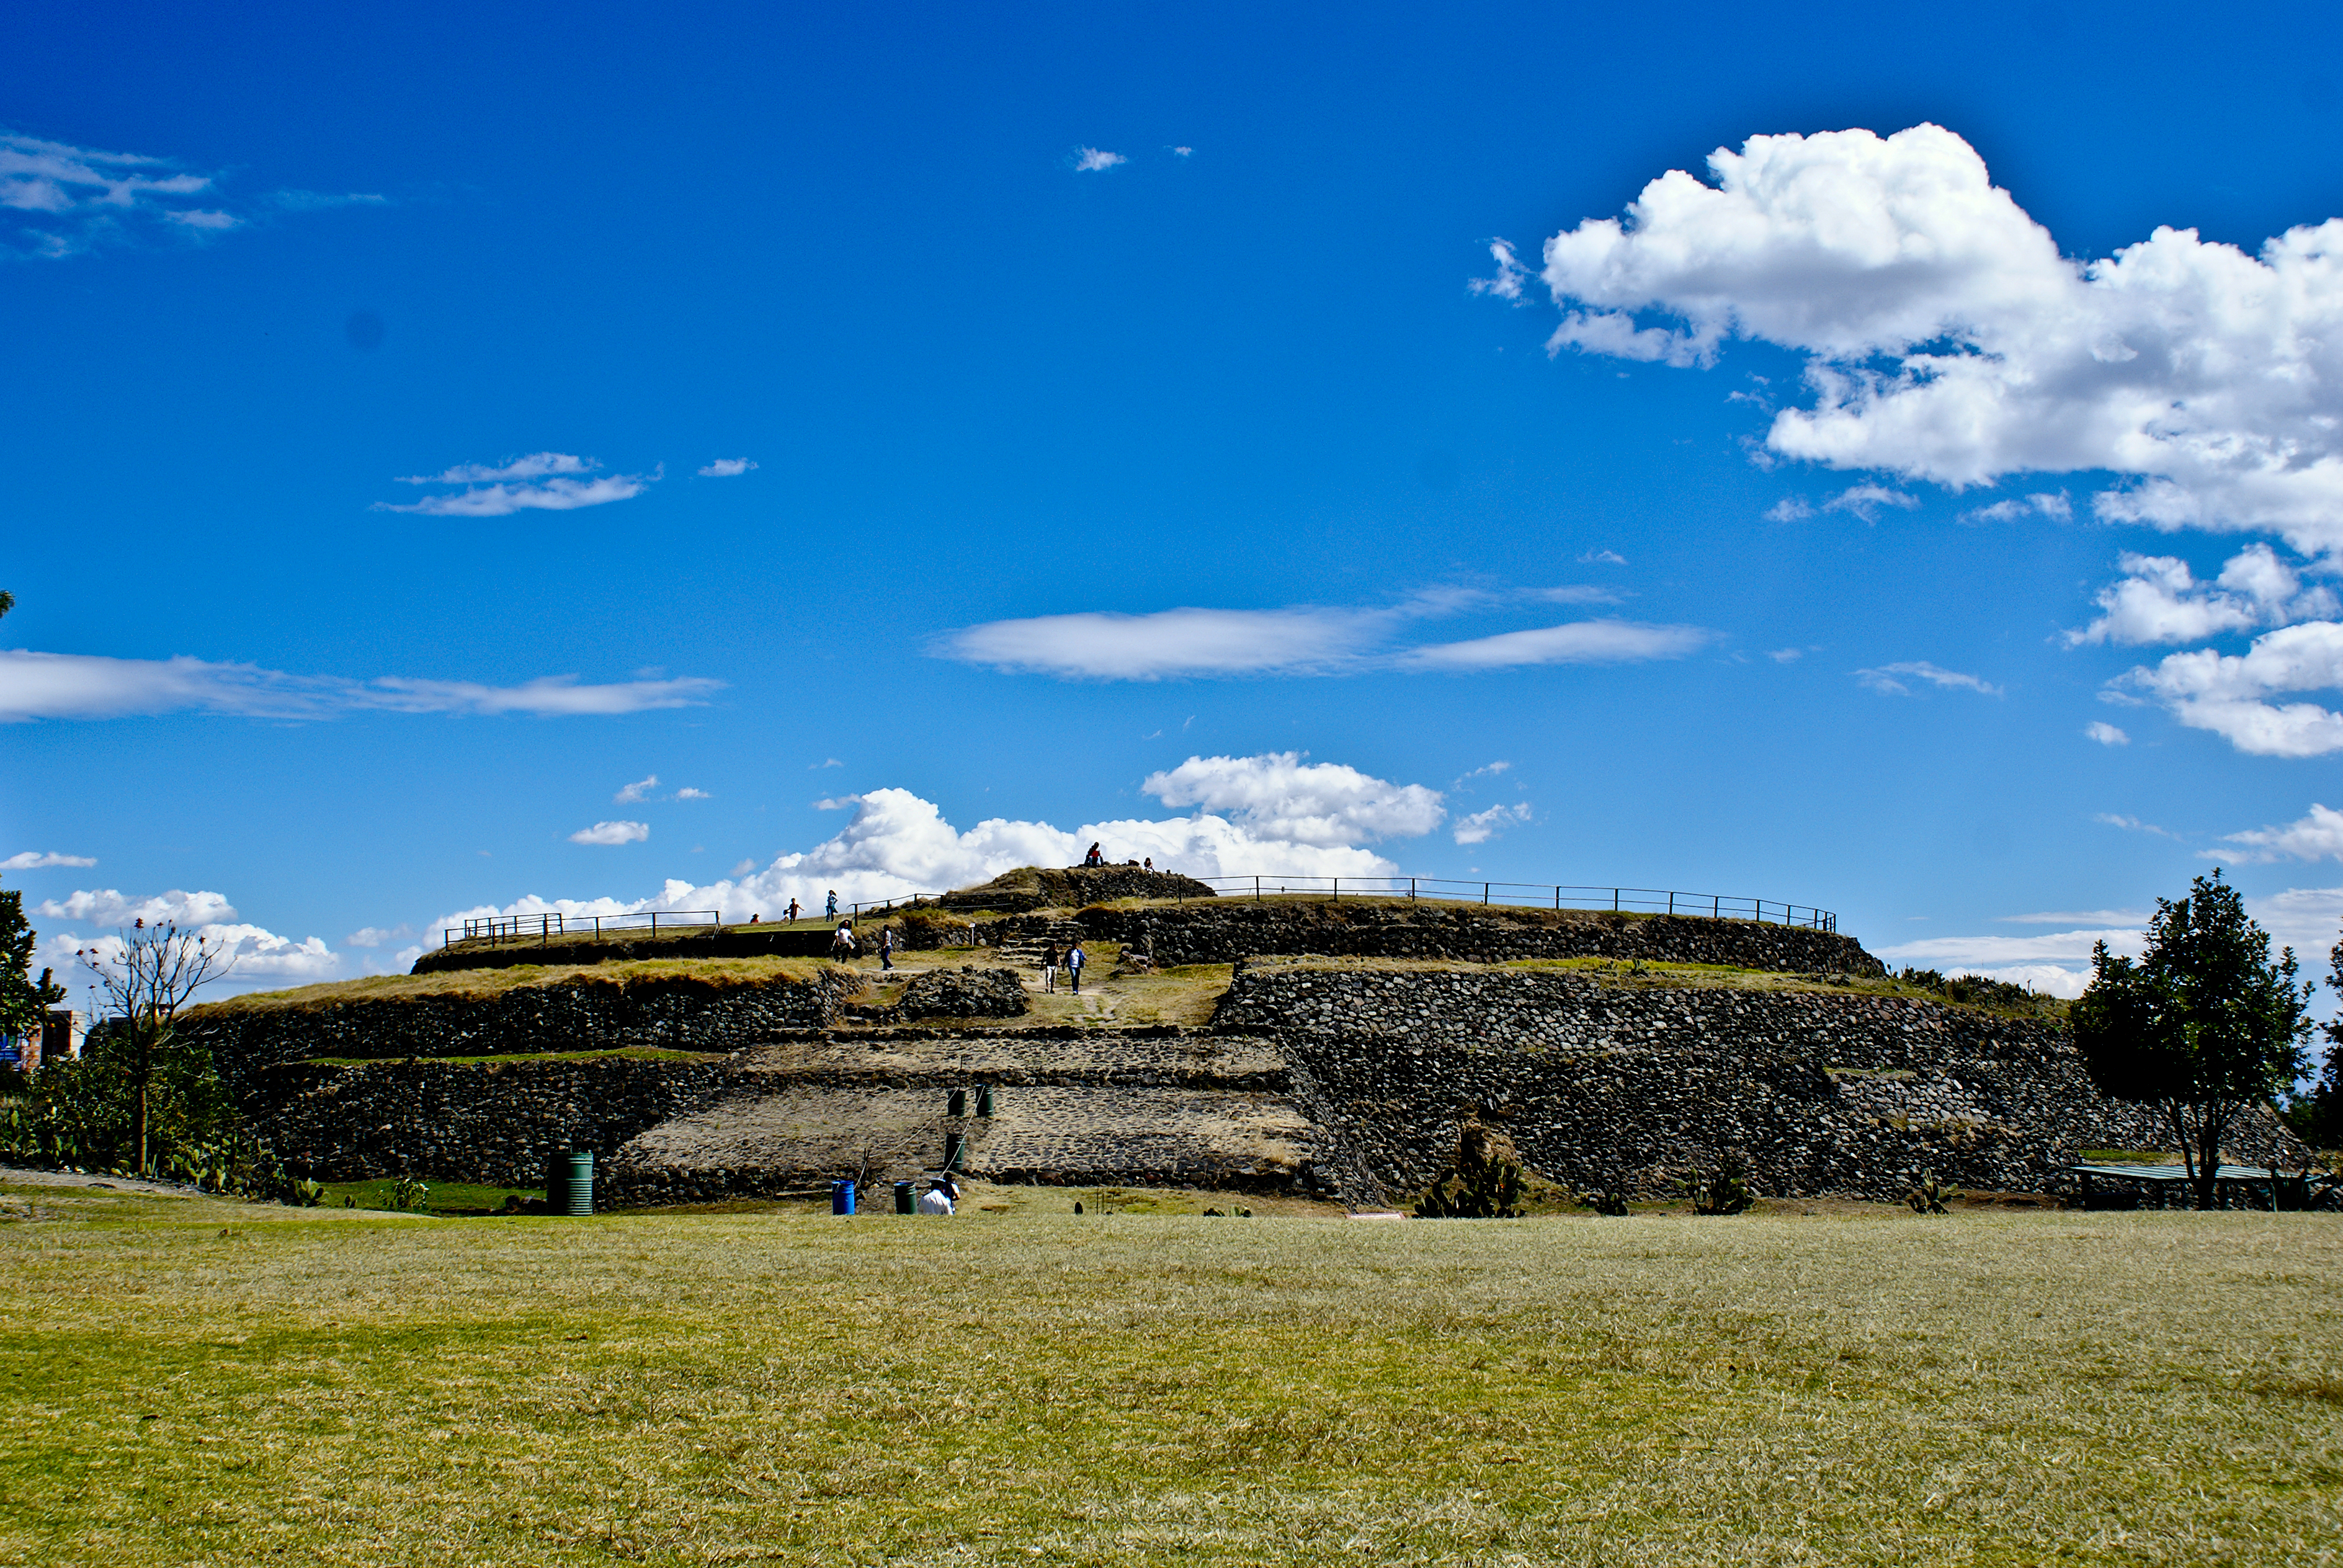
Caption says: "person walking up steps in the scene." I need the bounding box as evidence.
[824,889,838,920]
[1040,942,1058,994]
[880,925,895,971]
[1066,940,1085,996]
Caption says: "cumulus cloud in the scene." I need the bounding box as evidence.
[2114,621,2343,755]
[1453,803,1532,845]
[570,821,650,846]
[697,458,757,478]
[35,888,237,927]
[2068,546,2338,647]
[1506,122,2343,553]
[1143,752,1444,846]
[940,601,1712,680]
[1854,661,2003,697]
[416,756,1452,943]
[2213,801,2343,863]
[2085,721,2130,746]
[614,774,659,804]
[1875,927,2147,1000]
[1073,148,1127,172]
[0,649,721,722]
[3,850,96,869]
[378,453,656,517]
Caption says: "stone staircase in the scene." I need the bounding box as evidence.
[994,919,1091,971]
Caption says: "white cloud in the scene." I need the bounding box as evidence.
[1514,122,2343,553]
[1452,760,1512,786]
[399,453,596,485]
[1763,497,1813,522]
[2115,620,2343,755]
[0,649,721,723]
[345,924,414,948]
[1470,240,1531,301]
[1403,620,1712,669]
[1453,803,1532,845]
[2,850,96,869]
[615,774,659,804]
[1578,549,1628,565]
[811,758,843,769]
[570,821,650,846]
[2214,801,2343,863]
[35,888,237,927]
[674,786,711,800]
[2094,813,2183,840]
[942,606,1385,679]
[1170,146,1194,158]
[1529,585,1623,605]
[419,760,1448,938]
[2067,546,2338,647]
[697,458,757,478]
[1143,752,1444,845]
[1823,484,1919,522]
[1999,909,2148,925]
[1,131,225,257]
[2085,721,2130,746]
[378,455,656,518]
[1074,148,1127,172]
[1961,491,2071,524]
[1854,661,2003,697]
[1877,927,2147,1000]
[1767,648,1803,663]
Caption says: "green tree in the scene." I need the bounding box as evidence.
[1,883,68,1045]
[2071,871,2312,1208]
[77,922,233,1176]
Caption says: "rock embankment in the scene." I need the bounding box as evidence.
[1208,965,2296,1203]
[182,966,859,1089]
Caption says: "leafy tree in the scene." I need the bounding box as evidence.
[1,883,68,1045]
[2071,871,2312,1208]
[76,921,234,1176]
[1415,1123,1525,1218]
[2287,940,2343,1149]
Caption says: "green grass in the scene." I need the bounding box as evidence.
[187,955,837,1015]
[315,1178,545,1215]
[3,1183,2339,1566]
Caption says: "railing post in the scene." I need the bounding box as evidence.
[1255,876,1261,902]
[1484,883,1489,905]
[1411,877,1417,901]
[1612,888,1618,912]
[1332,878,1337,902]
[1667,891,1674,916]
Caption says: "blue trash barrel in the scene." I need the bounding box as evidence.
[563,1152,594,1216]
[831,1178,856,1216]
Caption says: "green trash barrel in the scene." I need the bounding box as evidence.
[895,1180,915,1214]
[544,1154,570,1213]
[561,1151,594,1216]
[944,1131,965,1170]
[975,1083,994,1117]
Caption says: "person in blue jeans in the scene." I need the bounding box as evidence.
[825,889,838,920]
[1066,942,1085,995]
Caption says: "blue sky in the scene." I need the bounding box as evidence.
[8,1,2343,998]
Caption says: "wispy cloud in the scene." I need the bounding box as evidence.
[345,923,415,948]
[2211,802,2343,863]
[1452,802,1532,845]
[614,774,659,804]
[1824,484,1919,522]
[2094,812,2183,841]
[0,649,722,722]
[697,458,757,478]
[2,850,96,870]
[569,821,649,846]
[1,130,386,259]
[378,453,656,517]
[1764,497,1813,522]
[1403,620,1712,670]
[1578,549,1628,566]
[1073,148,1127,172]
[674,786,711,800]
[1854,661,2003,697]
[940,599,1712,680]
[1961,491,2071,524]
[2085,721,2130,746]
[1998,908,2149,925]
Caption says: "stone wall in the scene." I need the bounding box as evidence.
[1209,965,2299,1203]
[248,1054,730,1185]
[183,968,859,1090]
[1067,902,1878,976]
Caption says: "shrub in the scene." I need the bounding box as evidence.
[1687,1152,1753,1215]
[1579,1174,1631,1217]
[1414,1124,1525,1219]
[1906,1170,1960,1214]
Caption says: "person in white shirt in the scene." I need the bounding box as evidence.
[1066,942,1085,996]
[917,1178,956,1216]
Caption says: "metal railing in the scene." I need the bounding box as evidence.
[448,911,721,947]
[1182,876,1836,932]
[443,875,1838,947]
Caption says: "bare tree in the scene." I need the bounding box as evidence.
[78,921,234,1176]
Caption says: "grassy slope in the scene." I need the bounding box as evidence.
[187,956,839,1016]
[2,1183,2337,1566]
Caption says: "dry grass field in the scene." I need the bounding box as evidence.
[2,1179,2338,1567]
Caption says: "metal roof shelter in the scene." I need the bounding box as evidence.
[2071,1162,2341,1211]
